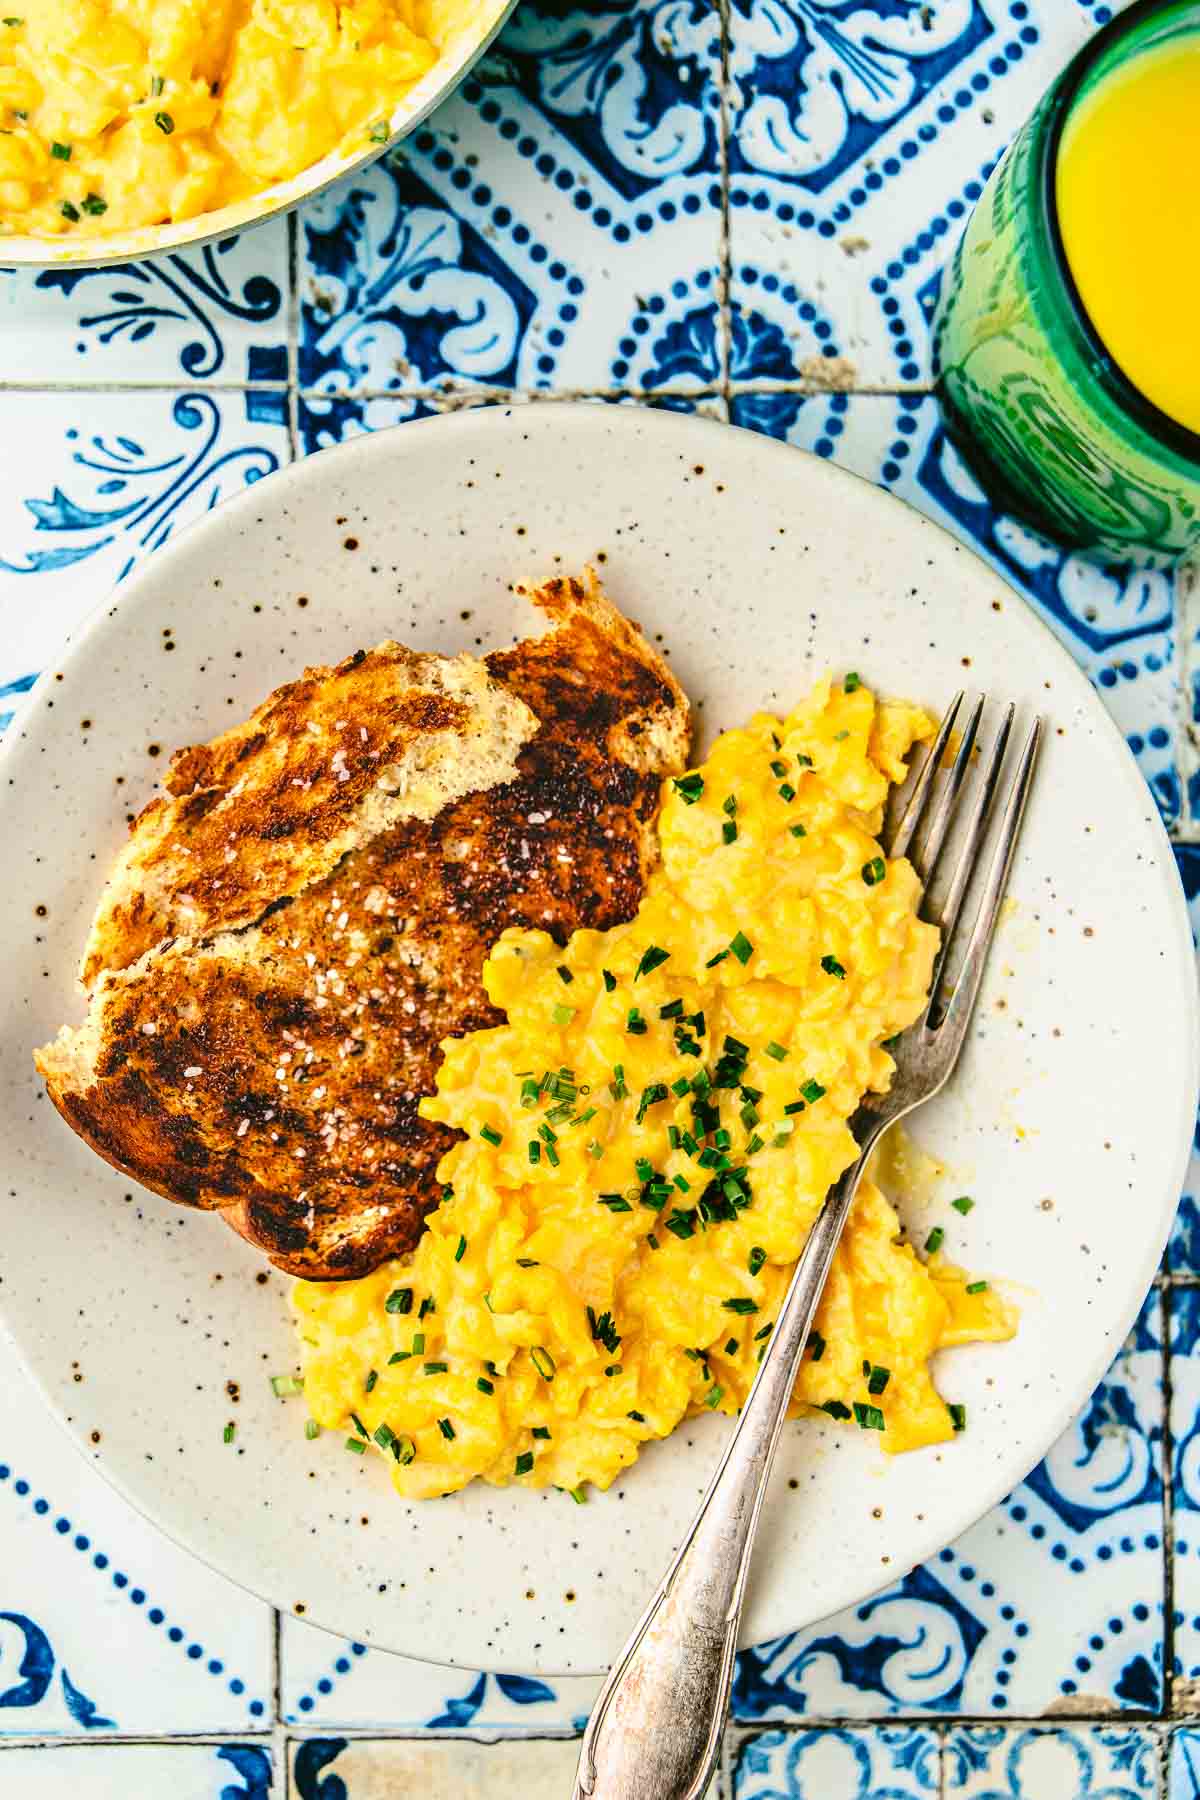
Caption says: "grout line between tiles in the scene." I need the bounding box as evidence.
[716,0,733,400]
[1177,557,1198,839]
[1162,1283,1179,1721]
[0,379,936,400]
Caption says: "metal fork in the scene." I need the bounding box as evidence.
[572,694,1042,1800]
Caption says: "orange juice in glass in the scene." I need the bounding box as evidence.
[932,0,1200,565]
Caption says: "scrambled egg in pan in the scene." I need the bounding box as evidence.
[294,678,1015,1499]
[0,2,453,236]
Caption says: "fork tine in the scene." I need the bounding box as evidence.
[888,691,963,861]
[928,703,1014,987]
[910,693,985,886]
[933,717,1043,1045]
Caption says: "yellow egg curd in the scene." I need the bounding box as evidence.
[294,676,1015,1499]
[0,2,454,236]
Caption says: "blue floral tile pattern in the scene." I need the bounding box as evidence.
[0,228,289,387]
[0,1745,273,1798]
[0,0,1196,1785]
[942,1725,1161,1798]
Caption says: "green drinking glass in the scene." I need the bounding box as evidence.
[931,0,1200,568]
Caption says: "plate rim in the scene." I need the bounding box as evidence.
[1,400,1195,1675]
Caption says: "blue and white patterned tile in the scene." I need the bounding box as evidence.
[732,1290,1164,1719]
[732,391,1181,826]
[0,226,289,387]
[280,1615,597,1731]
[296,0,724,398]
[730,1725,939,1798]
[1170,1729,1200,1800]
[1167,1288,1200,1703]
[0,388,290,723]
[942,1725,1162,1797]
[289,1735,582,1796]
[0,1338,272,1736]
[0,1744,274,1797]
[1164,1124,1200,1277]
[726,0,1098,385]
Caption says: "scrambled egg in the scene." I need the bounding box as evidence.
[0,2,452,236]
[294,678,1015,1499]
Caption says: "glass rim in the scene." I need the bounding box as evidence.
[1041,0,1200,467]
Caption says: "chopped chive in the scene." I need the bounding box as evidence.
[544,1141,560,1168]
[722,819,738,844]
[270,1374,304,1397]
[755,1322,773,1342]
[394,1434,416,1465]
[480,1124,502,1146]
[368,119,390,143]
[660,997,684,1020]
[821,1399,851,1420]
[747,1246,766,1276]
[364,1370,378,1394]
[808,1329,825,1361]
[387,1351,410,1366]
[925,1226,945,1254]
[385,1286,413,1314]
[150,75,164,95]
[799,1079,826,1104]
[412,1333,426,1354]
[722,1296,758,1315]
[626,1007,647,1035]
[778,783,796,802]
[532,1426,551,1440]
[854,1402,885,1431]
[966,1280,989,1295]
[556,964,574,984]
[820,954,846,979]
[528,1139,541,1165]
[705,948,729,967]
[373,1422,395,1450]
[454,1235,467,1263]
[223,1422,236,1444]
[602,969,617,992]
[588,1308,621,1354]
[636,1082,668,1124]
[789,823,807,838]
[867,1364,891,1396]
[305,1419,321,1440]
[628,1409,646,1422]
[154,111,174,134]
[437,1417,455,1441]
[530,1346,556,1380]
[862,856,886,886]
[729,931,754,965]
[60,200,80,221]
[636,945,670,980]
[423,1361,448,1375]
[704,1383,724,1409]
[722,794,737,815]
[610,1063,628,1100]
[50,140,71,160]
[770,759,789,778]
[344,1435,365,1453]
[764,1041,788,1062]
[476,1376,494,1395]
[725,1337,739,1355]
[516,1257,539,1268]
[566,1485,587,1504]
[673,772,704,803]
[350,1412,368,1438]
[833,729,849,741]
[419,1297,436,1320]
[948,1403,967,1432]
[515,1451,534,1475]
[844,672,861,692]
[952,1196,975,1215]
[599,1194,633,1212]
[552,1002,575,1026]
[587,1139,604,1158]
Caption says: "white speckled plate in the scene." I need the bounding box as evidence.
[0,404,1195,1674]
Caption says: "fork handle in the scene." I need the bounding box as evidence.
[572,1123,883,1800]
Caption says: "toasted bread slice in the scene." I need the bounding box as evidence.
[37,574,691,1278]
[80,642,536,989]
